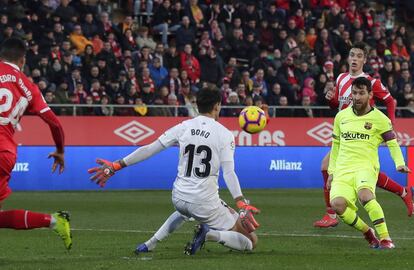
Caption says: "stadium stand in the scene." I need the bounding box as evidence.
[1,0,414,117]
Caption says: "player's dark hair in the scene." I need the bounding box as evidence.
[196,88,222,113]
[350,42,368,57]
[352,77,372,92]
[0,38,26,62]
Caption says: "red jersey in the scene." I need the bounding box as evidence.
[330,72,395,123]
[0,61,50,152]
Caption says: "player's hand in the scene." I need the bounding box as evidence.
[236,198,260,214]
[239,209,260,233]
[48,151,65,174]
[325,89,335,100]
[87,159,123,187]
[327,174,333,191]
[397,165,411,173]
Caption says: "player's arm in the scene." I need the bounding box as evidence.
[24,75,65,173]
[39,110,65,173]
[220,134,260,232]
[222,159,260,233]
[381,120,411,173]
[327,114,341,179]
[326,76,340,109]
[88,124,182,187]
[373,79,396,124]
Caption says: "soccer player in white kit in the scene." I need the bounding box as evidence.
[88,88,260,255]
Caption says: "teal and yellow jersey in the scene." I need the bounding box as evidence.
[328,106,405,174]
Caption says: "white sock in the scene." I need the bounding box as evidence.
[145,211,186,250]
[206,230,253,251]
[49,215,57,229]
[401,188,407,198]
[328,213,337,219]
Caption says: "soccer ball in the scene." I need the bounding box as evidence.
[238,106,267,134]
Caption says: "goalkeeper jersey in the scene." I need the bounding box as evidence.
[158,115,235,203]
[328,106,394,174]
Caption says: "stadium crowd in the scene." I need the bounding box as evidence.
[1,0,414,117]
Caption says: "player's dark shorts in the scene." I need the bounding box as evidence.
[0,151,16,203]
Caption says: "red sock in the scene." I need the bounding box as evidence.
[0,210,51,230]
[322,170,335,214]
[377,172,405,196]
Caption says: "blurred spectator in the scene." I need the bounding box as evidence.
[0,0,411,118]
[82,13,98,39]
[199,48,223,85]
[276,96,293,117]
[149,57,168,88]
[267,83,283,106]
[397,83,414,107]
[402,99,414,118]
[44,90,60,115]
[161,67,180,95]
[180,44,200,83]
[164,45,180,69]
[295,95,314,117]
[136,26,156,50]
[175,16,196,50]
[113,93,134,116]
[70,24,93,55]
[391,36,410,62]
[301,77,317,104]
[141,83,155,104]
[79,95,96,116]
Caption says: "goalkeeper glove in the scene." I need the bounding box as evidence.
[239,209,260,233]
[236,198,260,233]
[236,198,260,214]
[88,158,125,187]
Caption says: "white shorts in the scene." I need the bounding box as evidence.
[172,196,239,231]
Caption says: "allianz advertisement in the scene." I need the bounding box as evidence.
[10,146,407,191]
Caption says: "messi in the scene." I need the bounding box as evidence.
[341,131,370,140]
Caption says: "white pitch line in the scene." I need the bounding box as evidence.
[71,228,414,240]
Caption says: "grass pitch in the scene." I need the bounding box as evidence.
[0,189,413,270]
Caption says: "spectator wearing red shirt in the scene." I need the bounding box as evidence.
[391,36,410,62]
[180,44,200,83]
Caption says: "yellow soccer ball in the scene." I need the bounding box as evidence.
[238,106,267,134]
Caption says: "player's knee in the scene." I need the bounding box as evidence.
[330,198,347,215]
[358,189,374,205]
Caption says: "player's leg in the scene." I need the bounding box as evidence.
[0,151,72,250]
[135,210,188,253]
[314,150,338,228]
[330,172,379,248]
[376,171,413,217]
[179,198,256,255]
[357,170,395,249]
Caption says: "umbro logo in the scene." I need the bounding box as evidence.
[114,121,155,144]
[306,122,333,145]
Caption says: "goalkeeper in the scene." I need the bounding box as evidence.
[328,77,411,249]
[88,88,260,255]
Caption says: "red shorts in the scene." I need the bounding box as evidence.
[0,151,16,203]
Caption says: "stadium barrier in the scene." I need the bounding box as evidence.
[47,103,413,118]
[10,116,414,191]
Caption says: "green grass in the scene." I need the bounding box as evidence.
[1,189,414,270]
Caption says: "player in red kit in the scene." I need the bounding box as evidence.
[0,38,72,249]
[314,42,413,228]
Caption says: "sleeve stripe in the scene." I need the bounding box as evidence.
[382,93,390,100]
[40,107,51,113]
[382,130,396,142]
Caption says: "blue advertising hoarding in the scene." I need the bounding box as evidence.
[10,146,407,191]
